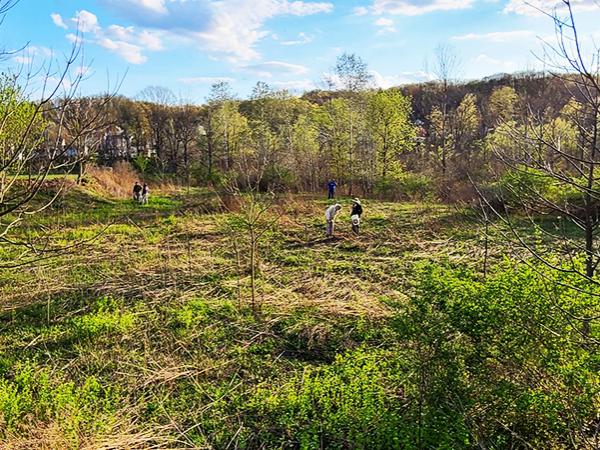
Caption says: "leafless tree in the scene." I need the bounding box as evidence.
[432,44,462,175]
[0,0,118,264]
[57,95,116,184]
[483,1,600,282]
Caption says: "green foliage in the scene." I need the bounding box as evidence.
[394,261,600,449]
[0,362,116,441]
[487,166,554,207]
[245,348,412,449]
[374,170,434,201]
[2,187,598,448]
[487,86,519,123]
[71,309,135,338]
[0,75,45,154]
[367,89,416,178]
[131,154,150,174]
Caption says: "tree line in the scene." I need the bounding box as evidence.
[42,65,578,201]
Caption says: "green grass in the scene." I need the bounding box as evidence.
[0,186,597,448]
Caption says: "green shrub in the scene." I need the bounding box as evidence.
[374,173,433,201]
[394,261,600,449]
[244,348,414,449]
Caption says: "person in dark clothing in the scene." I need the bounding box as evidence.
[327,179,337,199]
[350,198,363,235]
[133,182,142,202]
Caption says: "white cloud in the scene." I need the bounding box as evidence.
[374,16,396,33]
[138,30,163,51]
[240,61,310,78]
[74,65,92,76]
[281,32,313,46]
[72,10,100,33]
[66,33,83,44]
[12,46,53,65]
[372,0,474,16]
[179,76,236,84]
[98,37,147,64]
[473,53,517,70]
[13,55,32,64]
[371,69,435,87]
[375,17,394,26]
[97,0,333,61]
[51,13,68,29]
[271,79,316,91]
[504,0,599,16]
[52,10,165,64]
[135,0,168,14]
[452,30,535,42]
[106,24,135,41]
[353,6,370,15]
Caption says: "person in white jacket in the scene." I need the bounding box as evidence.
[325,203,342,237]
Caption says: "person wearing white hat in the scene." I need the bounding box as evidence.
[350,198,363,235]
[325,203,342,237]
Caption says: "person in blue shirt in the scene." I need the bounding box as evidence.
[327,179,337,199]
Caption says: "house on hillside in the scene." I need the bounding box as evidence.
[99,126,153,165]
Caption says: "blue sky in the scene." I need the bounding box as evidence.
[3,0,600,102]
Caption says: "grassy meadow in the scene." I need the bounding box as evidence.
[0,183,597,449]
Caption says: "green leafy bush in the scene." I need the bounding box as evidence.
[374,173,433,201]
[394,261,600,449]
[244,348,413,449]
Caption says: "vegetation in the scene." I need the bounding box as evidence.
[0,183,598,448]
[0,1,599,448]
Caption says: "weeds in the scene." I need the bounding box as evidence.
[0,187,596,448]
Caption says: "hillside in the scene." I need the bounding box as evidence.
[0,183,597,449]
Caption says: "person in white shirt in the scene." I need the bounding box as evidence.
[325,203,342,237]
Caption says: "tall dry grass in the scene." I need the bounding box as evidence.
[88,162,139,199]
[88,162,179,199]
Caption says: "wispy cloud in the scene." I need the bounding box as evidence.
[271,79,316,91]
[504,0,599,16]
[371,0,474,16]
[281,32,313,46]
[473,53,518,70]
[51,10,164,64]
[239,61,310,78]
[452,30,535,42]
[51,13,68,29]
[12,45,53,65]
[179,76,236,84]
[371,70,435,88]
[374,17,396,34]
[353,6,369,16]
[97,0,333,61]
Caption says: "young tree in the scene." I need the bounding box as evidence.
[486,1,600,280]
[486,86,519,127]
[432,44,461,175]
[326,52,373,92]
[202,81,246,181]
[325,53,373,195]
[451,93,481,165]
[367,89,416,179]
[172,103,202,186]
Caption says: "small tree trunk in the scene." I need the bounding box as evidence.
[250,228,257,315]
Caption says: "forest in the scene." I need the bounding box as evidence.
[1,0,599,448]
